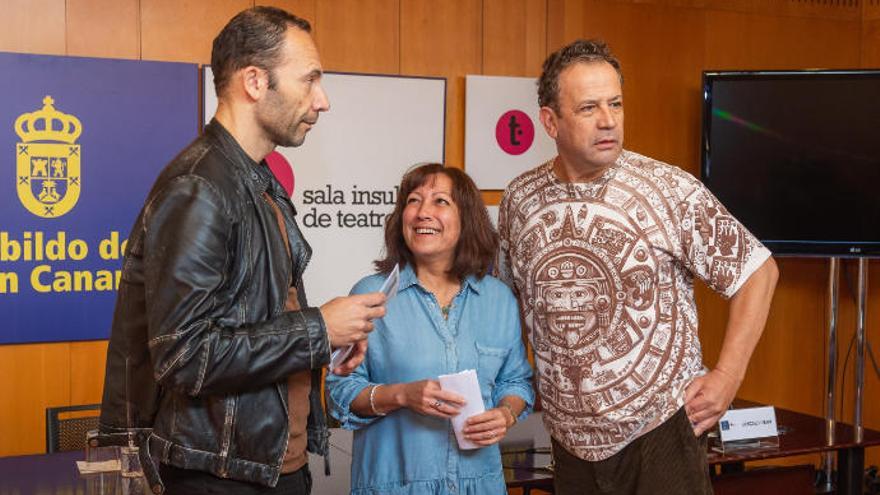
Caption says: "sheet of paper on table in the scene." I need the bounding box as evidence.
[76,459,121,474]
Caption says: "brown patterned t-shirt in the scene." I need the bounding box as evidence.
[495,150,771,461]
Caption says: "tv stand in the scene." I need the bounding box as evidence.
[822,257,872,493]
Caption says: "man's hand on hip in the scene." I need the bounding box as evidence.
[684,368,740,436]
[320,292,386,348]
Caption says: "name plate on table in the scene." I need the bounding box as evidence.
[719,406,778,443]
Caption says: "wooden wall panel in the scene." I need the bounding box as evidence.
[862,18,880,67]
[141,0,251,64]
[258,0,317,25]
[546,0,587,53]
[0,343,70,456]
[67,0,140,59]
[867,0,880,19]
[577,1,706,173]
[599,0,860,21]
[400,0,482,168]
[483,0,547,77]
[0,341,107,455]
[315,0,400,74]
[705,10,861,69]
[69,341,109,405]
[481,0,547,205]
[728,259,827,414]
[0,0,66,55]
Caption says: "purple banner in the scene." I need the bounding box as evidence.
[0,52,198,344]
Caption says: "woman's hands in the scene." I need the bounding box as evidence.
[400,379,466,418]
[462,406,515,446]
[359,380,524,450]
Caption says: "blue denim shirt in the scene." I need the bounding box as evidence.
[326,264,535,494]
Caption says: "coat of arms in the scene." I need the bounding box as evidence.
[15,96,82,218]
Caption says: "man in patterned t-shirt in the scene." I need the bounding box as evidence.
[495,39,779,494]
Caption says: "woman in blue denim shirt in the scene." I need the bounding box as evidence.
[326,164,534,494]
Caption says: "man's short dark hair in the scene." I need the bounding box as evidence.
[211,6,311,96]
[375,164,497,280]
[537,39,623,112]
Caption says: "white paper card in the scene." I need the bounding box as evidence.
[379,263,401,300]
[328,345,354,372]
[330,264,400,371]
[438,369,485,450]
[718,406,778,443]
[76,459,121,474]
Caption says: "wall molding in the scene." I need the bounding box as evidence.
[864,0,880,19]
[598,0,861,20]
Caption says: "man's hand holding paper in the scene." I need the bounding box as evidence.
[328,264,399,374]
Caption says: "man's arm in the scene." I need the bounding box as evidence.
[143,177,381,397]
[684,257,779,435]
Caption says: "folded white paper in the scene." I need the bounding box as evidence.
[76,459,121,474]
[438,369,485,450]
[719,406,778,443]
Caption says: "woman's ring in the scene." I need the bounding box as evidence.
[431,400,442,409]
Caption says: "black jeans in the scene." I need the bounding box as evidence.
[159,463,312,495]
[552,408,713,495]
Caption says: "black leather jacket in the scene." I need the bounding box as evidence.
[99,120,330,489]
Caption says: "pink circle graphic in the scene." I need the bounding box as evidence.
[495,110,535,156]
[266,151,295,197]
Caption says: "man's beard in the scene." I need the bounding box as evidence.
[259,90,309,149]
[265,118,306,149]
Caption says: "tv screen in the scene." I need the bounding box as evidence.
[701,70,880,257]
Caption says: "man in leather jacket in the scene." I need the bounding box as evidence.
[98,7,385,494]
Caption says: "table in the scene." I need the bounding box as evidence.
[0,449,151,494]
[0,419,545,494]
[0,437,352,494]
[499,413,553,493]
[502,447,553,494]
[4,407,876,494]
[499,406,880,495]
[709,401,880,495]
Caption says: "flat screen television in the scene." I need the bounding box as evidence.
[701,70,880,257]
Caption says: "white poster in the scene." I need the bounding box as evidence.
[465,75,556,190]
[487,205,499,228]
[204,69,446,305]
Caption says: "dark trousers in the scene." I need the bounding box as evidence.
[159,463,312,495]
[552,408,713,495]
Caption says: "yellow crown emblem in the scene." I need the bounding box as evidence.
[15,96,82,144]
[15,95,83,218]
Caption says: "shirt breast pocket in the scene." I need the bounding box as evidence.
[474,342,510,404]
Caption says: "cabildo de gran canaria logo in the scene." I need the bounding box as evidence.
[15,96,82,218]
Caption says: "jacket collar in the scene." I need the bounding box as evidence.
[204,119,279,195]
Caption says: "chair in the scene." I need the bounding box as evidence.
[45,404,101,453]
